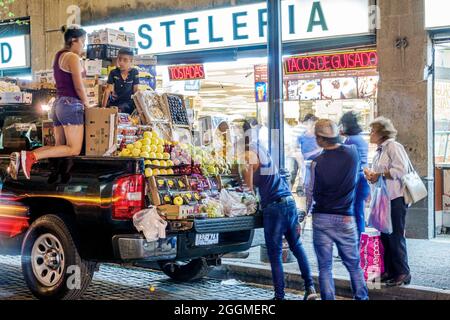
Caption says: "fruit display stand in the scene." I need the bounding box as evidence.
[113,89,254,222]
[147,173,225,220]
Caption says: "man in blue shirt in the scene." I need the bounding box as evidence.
[102,48,139,114]
[306,119,369,300]
[241,129,317,301]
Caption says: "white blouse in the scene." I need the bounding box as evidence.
[371,139,410,201]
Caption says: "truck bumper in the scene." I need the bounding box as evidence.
[112,235,178,261]
[112,215,262,262]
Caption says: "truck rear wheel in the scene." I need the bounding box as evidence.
[21,214,96,300]
[159,258,211,282]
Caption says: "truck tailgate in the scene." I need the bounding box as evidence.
[193,215,263,233]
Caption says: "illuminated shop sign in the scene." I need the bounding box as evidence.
[0,35,30,70]
[85,0,372,55]
[284,50,378,75]
[168,64,206,81]
[425,0,450,29]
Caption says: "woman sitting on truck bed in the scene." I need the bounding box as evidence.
[9,25,92,180]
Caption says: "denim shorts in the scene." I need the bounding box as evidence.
[51,96,84,127]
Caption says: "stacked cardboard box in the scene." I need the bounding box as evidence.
[85,107,118,156]
[88,28,137,48]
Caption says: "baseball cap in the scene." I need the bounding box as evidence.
[315,119,339,138]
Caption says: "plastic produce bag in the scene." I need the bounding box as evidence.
[133,207,167,242]
[360,231,385,281]
[220,189,248,217]
[200,197,224,218]
[368,178,392,234]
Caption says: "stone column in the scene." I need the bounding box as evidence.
[377,0,434,239]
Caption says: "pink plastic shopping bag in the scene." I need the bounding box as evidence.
[360,231,385,281]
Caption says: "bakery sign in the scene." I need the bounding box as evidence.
[0,35,30,70]
[168,64,206,81]
[284,49,378,75]
[85,0,372,55]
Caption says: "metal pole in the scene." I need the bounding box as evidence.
[267,0,289,181]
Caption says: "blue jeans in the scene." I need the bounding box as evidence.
[51,96,84,127]
[263,198,314,299]
[313,214,369,300]
[354,174,371,238]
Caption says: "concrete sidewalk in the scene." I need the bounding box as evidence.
[213,229,450,300]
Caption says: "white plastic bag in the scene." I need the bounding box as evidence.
[220,189,248,217]
[133,207,167,242]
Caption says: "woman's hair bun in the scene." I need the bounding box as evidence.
[61,25,67,33]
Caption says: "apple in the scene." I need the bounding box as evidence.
[156,153,163,160]
[167,169,174,175]
[173,196,184,206]
[132,148,141,157]
[134,141,143,150]
[145,168,153,177]
[143,131,152,139]
[157,145,164,154]
[152,160,160,166]
[152,169,160,176]
[151,138,159,145]
[144,160,152,166]
[167,160,174,167]
[142,138,151,146]
[163,152,171,160]
[152,131,159,139]
[126,144,135,151]
[141,145,151,153]
[160,160,167,167]
[140,152,150,158]
[121,149,131,156]
[160,169,168,175]
[150,145,158,153]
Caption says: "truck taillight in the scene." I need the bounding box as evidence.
[112,175,145,220]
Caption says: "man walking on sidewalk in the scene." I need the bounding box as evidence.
[306,119,369,300]
[241,127,317,301]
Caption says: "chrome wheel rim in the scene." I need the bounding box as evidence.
[31,233,65,287]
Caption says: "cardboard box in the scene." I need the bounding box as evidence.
[0,92,33,105]
[83,79,101,106]
[85,107,118,156]
[88,28,137,48]
[84,59,103,77]
[85,86,100,106]
[34,70,55,84]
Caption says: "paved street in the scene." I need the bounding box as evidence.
[0,255,306,300]
[250,227,450,291]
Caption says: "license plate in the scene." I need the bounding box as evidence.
[195,233,219,246]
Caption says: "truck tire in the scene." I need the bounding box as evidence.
[21,214,96,300]
[159,258,211,282]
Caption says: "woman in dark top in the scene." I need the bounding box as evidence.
[9,25,91,180]
[339,112,370,239]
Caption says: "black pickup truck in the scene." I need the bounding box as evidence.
[0,104,262,300]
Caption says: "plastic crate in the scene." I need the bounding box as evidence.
[87,44,138,61]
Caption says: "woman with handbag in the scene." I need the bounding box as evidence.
[364,117,412,287]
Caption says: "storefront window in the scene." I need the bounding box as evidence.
[434,44,450,165]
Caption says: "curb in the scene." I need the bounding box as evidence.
[209,261,450,300]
